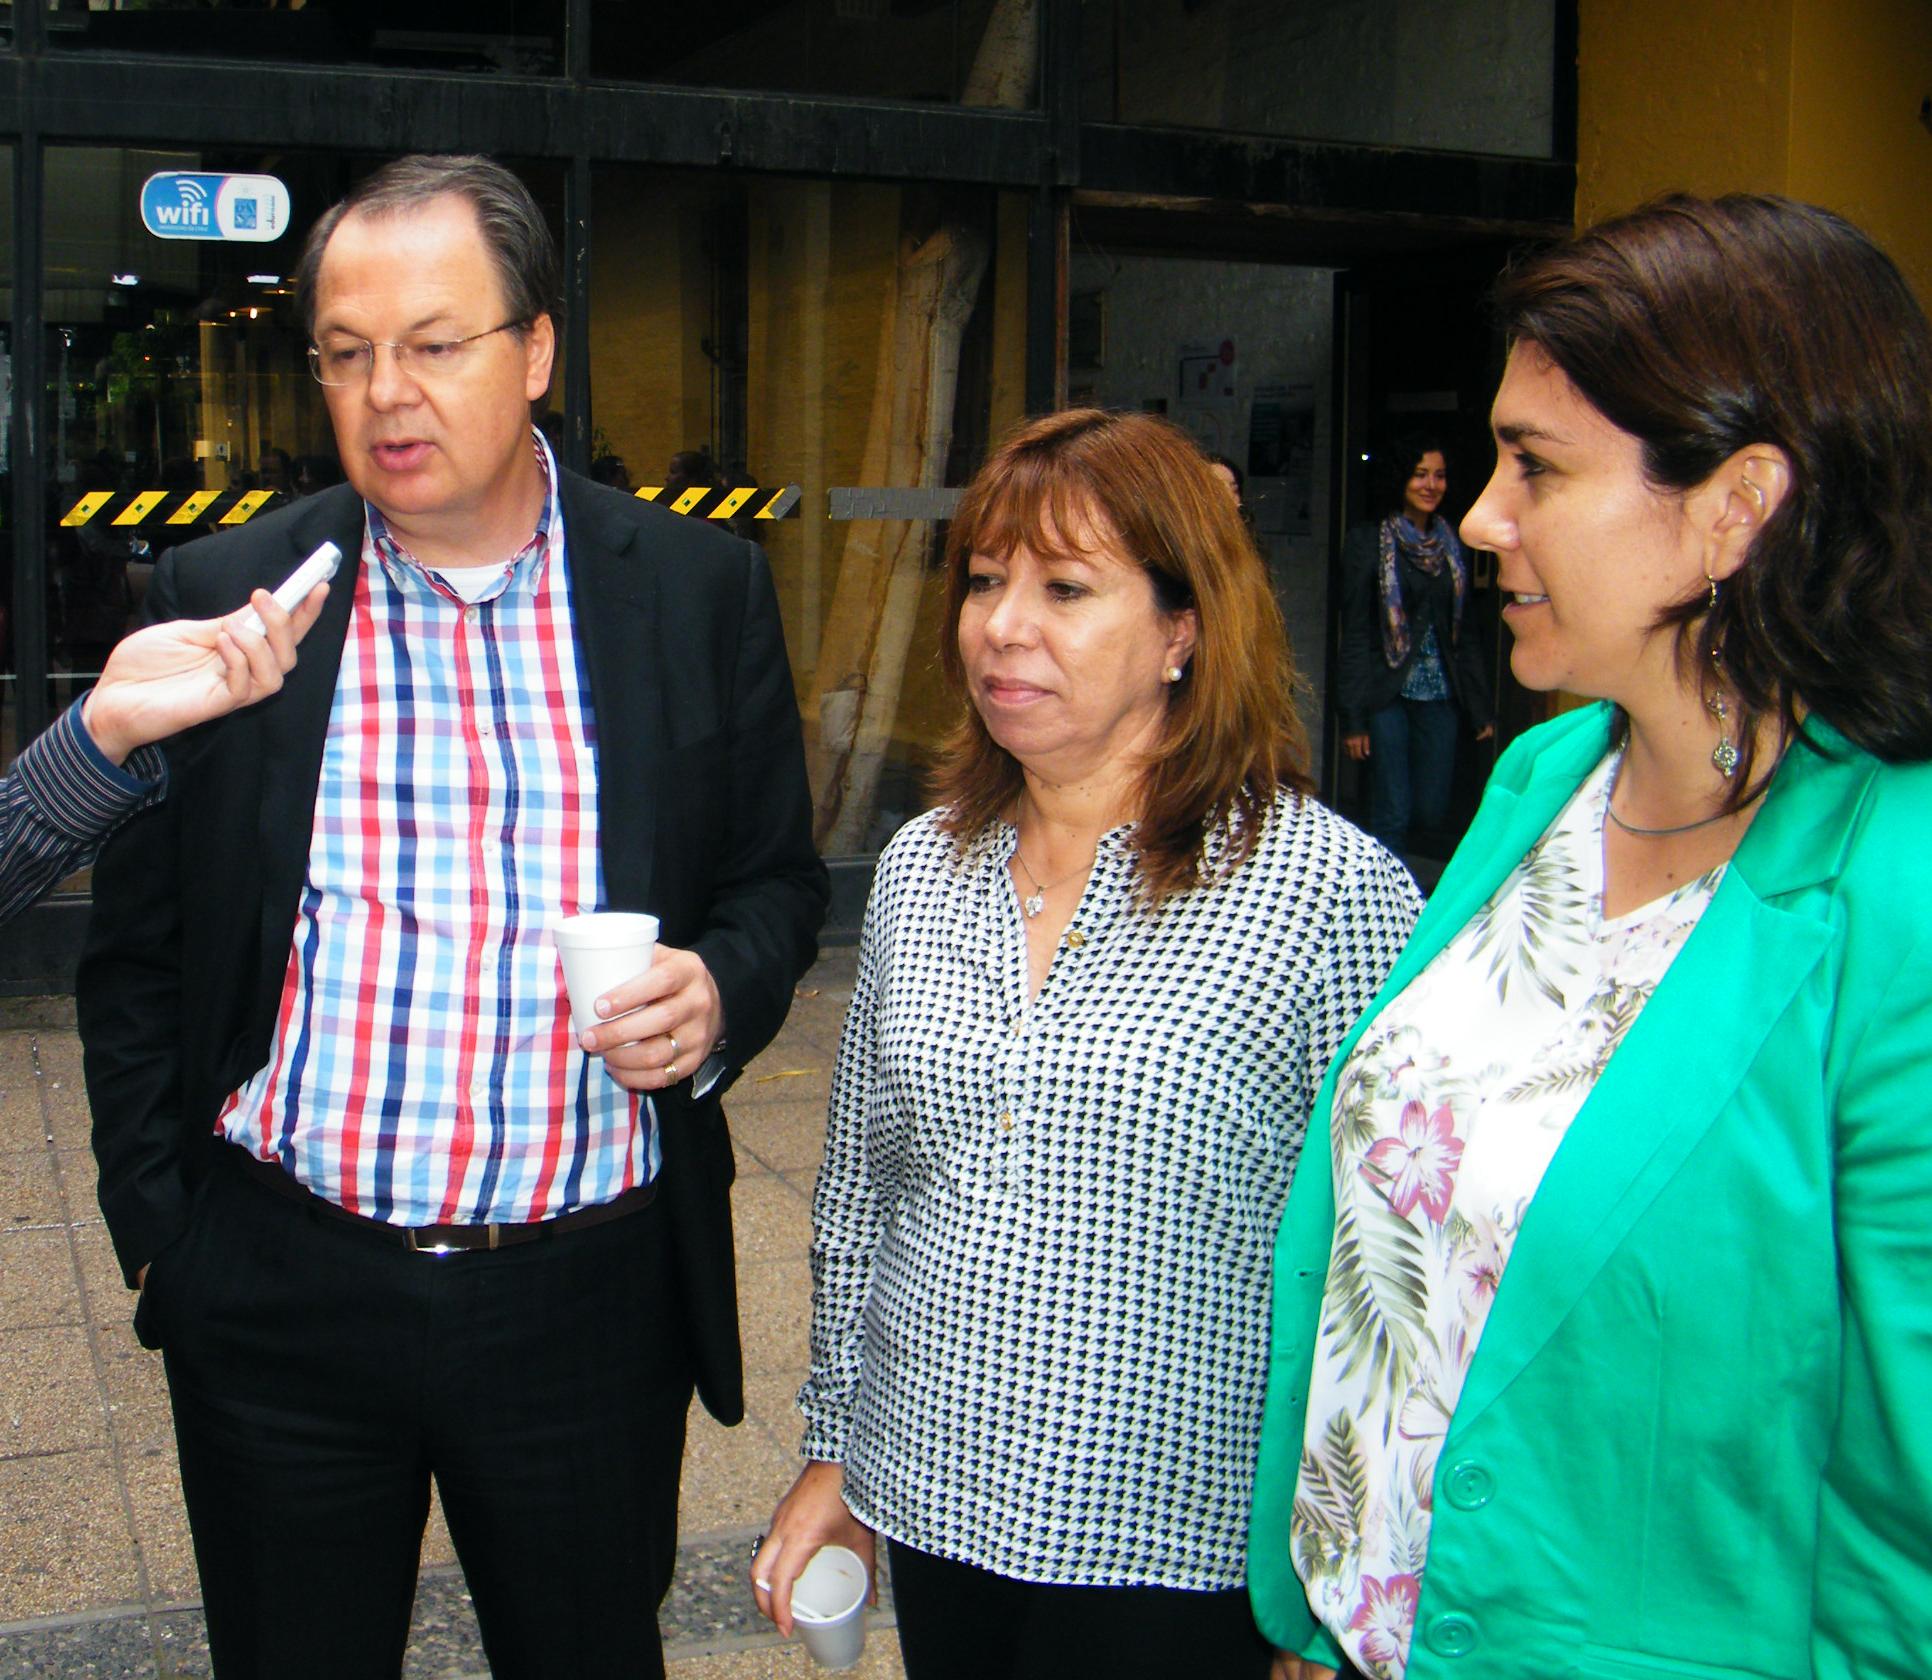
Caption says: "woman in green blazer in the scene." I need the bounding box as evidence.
[1249,195,1932,1680]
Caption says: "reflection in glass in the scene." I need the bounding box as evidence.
[15,148,559,894]
[1083,0,1556,158]
[591,169,1028,853]
[48,0,563,75]
[0,148,12,777]
[34,148,563,738]
[40,149,344,722]
[595,0,1037,108]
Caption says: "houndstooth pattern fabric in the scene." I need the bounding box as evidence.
[799,791,1421,1589]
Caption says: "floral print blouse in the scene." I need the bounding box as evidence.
[1291,750,1724,1679]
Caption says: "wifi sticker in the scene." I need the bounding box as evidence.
[140,172,292,243]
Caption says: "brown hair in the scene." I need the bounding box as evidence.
[297,154,560,344]
[931,408,1313,904]
[1495,193,1932,792]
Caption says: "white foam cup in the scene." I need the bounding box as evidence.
[553,912,659,1034]
[790,1544,868,1670]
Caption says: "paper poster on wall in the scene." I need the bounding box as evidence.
[1248,383,1314,536]
[1176,338,1237,408]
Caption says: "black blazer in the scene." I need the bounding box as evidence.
[77,471,829,1424]
[1335,520,1494,737]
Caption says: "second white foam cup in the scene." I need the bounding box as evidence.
[553,912,660,1034]
[790,1544,868,1670]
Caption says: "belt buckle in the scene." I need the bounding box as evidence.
[406,1224,501,1255]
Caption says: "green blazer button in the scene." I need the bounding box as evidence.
[1426,1613,1480,1657]
[1444,1459,1495,1509]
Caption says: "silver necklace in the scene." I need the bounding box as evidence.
[1604,800,1735,839]
[1605,753,1759,839]
[1013,848,1092,918]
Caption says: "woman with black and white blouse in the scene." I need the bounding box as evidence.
[752,409,1420,1678]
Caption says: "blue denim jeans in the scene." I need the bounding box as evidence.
[1365,697,1458,860]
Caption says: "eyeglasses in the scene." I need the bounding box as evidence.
[306,320,526,387]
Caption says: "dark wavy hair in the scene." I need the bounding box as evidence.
[931,408,1312,905]
[1494,193,1932,792]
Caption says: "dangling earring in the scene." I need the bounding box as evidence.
[1705,570,1737,774]
[1164,665,1186,684]
[1706,644,1739,778]
[1707,691,1739,777]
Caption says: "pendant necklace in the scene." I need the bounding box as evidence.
[1013,847,1093,918]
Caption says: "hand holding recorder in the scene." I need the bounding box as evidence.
[82,541,338,764]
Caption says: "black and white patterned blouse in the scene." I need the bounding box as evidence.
[799,791,1421,1590]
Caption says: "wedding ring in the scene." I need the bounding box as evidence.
[668,1033,679,1055]
[666,1061,679,1081]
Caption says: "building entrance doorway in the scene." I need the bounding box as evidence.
[1069,199,1544,882]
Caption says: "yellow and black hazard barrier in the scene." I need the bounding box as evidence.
[62,484,804,530]
[60,488,287,531]
[633,484,800,520]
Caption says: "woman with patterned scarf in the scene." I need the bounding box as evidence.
[1337,432,1494,868]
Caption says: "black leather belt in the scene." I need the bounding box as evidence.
[222,1142,656,1253]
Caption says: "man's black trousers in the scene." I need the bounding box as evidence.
[143,1146,693,1679]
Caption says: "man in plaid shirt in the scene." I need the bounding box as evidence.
[78,155,826,1679]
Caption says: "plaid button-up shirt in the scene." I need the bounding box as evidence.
[217,437,655,1224]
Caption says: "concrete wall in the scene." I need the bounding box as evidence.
[1579,0,1932,302]
[1068,253,1337,774]
[1786,0,1932,305]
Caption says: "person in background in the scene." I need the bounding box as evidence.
[1250,194,1932,1680]
[0,586,324,928]
[1207,449,1256,531]
[589,452,632,491]
[290,453,340,498]
[1336,433,1493,867]
[752,408,1420,1679]
[663,447,721,502]
[257,446,294,496]
[664,447,767,542]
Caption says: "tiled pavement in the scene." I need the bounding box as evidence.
[0,952,904,1679]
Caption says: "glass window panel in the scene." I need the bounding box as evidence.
[1084,0,1556,158]
[0,149,13,777]
[594,0,1038,108]
[42,146,341,742]
[590,167,1028,853]
[27,147,560,888]
[49,0,563,76]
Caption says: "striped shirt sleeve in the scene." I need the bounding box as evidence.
[0,700,166,927]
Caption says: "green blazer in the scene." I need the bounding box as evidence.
[1248,703,1932,1679]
